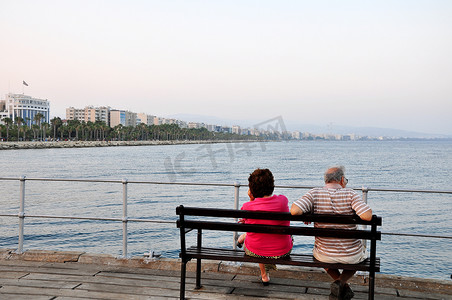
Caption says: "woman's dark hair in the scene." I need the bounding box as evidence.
[248,168,275,198]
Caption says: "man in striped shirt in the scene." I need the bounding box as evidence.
[290,166,372,300]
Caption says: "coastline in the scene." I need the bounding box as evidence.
[0,140,258,150]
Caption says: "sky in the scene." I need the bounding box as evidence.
[1,0,451,135]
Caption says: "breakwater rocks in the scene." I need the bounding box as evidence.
[0,140,253,150]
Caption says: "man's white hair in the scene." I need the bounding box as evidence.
[324,165,345,183]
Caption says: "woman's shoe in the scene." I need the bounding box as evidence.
[261,275,270,286]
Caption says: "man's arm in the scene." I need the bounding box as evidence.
[290,203,304,215]
[359,209,373,221]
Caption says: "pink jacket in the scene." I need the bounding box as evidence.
[241,194,293,256]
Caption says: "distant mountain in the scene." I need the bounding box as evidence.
[166,113,451,139]
[282,120,451,139]
[334,126,450,139]
[323,126,449,139]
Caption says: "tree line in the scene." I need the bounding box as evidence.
[0,115,270,142]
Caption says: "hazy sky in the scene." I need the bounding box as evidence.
[1,0,451,134]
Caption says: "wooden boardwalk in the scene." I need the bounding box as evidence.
[0,251,451,300]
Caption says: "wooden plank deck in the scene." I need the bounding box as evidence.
[0,252,451,300]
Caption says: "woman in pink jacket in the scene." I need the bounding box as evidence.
[237,168,293,285]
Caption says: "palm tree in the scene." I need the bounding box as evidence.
[137,123,147,140]
[15,116,24,141]
[94,120,107,140]
[2,117,13,141]
[32,124,39,140]
[0,124,5,140]
[21,124,28,141]
[76,122,83,140]
[66,124,74,140]
[42,122,49,141]
[67,120,81,141]
[113,124,123,140]
[79,121,87,140]
[33,113,45,141]
[101,123,110,141]
[58,124,66,140]
[50,117,62,140]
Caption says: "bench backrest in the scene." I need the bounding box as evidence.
[176,205,382,240]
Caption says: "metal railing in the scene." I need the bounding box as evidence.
[0,176,451,257]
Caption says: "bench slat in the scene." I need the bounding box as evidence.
[185,246,380,272]
[176,206,382,226]
[179,220,381,240]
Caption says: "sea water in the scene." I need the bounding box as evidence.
[0,140,451,280]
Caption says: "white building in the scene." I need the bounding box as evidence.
[188,122,200,129]
[0,100,8,123]
[292,131,301,139]
[231,125,241,135]
[0,111,8,123]
[5,93,50,126]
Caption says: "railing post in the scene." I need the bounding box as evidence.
[17,175,26,254]
[233,181,240,249]
[122,178,128,257]
[358,186,370,279]
[362,186,368,204]
[361,186,369,251]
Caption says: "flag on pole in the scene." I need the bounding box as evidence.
[23,80,28,86]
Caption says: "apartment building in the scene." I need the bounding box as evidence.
[110,110,137,127]
[66,106,110,126]
[160,118,188,128]
[66,107,85,121]
[85,106,110,125]
[137,113,155,125]
[153,117,163,125]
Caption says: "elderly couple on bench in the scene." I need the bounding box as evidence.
[237,166,373,300]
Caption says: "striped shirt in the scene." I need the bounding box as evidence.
[292,183,371,258]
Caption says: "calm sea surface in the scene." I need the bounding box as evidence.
[0,140,451,280]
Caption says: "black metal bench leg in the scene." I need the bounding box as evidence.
[180,260,187,300]
[195,258,202,289]
[369,235,377,300]
[368,271,375,300]
[195,228,203,289]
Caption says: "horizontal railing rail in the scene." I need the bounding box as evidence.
[3,176,452,193]
[0,176,451,257]
[0,214,173,224]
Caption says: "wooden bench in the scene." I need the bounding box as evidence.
[176,205,381,300]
